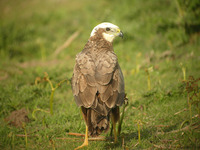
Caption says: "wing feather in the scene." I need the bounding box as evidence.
[72,52,97,107]
[79,75,87,92]
[101,84,113,102]
[95,73,113,85]
[79,85,96,107]
[105,91,118,108]
[71,50,125,110]
[95,51,125,108]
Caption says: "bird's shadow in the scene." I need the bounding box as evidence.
[103,126,159,149]
[103,131,138,149]
[103,123,180,149]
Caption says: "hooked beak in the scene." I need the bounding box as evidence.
[116,28,124,38]
[118,31,124,38]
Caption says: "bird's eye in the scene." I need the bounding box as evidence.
[106,27,110,31]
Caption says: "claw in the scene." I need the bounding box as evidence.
[74,140,88,150]
[74,125,88,150]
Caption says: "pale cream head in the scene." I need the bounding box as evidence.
[90,22,123,42]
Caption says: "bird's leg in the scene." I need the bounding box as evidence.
[111,115,117,143]
[117,104,125,136]
[110,123,113,136]
[118,95,128,136]
[74,125,88,150]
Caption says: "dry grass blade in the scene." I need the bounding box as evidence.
[88,136,106,141]
[56,136,106,141]
[49,139,56,150]
[67,132,107,141]
[153,144,166,149]
[67,132,85,137]
[157,122,200,135]
[174,108,187,115]
[53,30,80,57]
[16,134,39,137]
[155,125,170,127]
[56,137,82,140]
[134,142,139,147]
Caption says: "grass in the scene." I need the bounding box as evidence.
[0,0,200,149]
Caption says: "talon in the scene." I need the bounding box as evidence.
[74,125,88,150]
[74,141,88,150]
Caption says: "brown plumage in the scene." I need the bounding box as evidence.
[71,23,125,138]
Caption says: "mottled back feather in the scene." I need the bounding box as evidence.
[71,27,125,136]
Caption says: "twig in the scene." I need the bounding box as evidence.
[49,139,56,150]
[56,137,82,140]
[16,134,39,137]
[32,108,50,120]
[155,125,170,128]
[145,67,153,91]
[56,137,106,141]
[174,108,187,115]
[153,144,166,149]
[122,136,125,149]
[88,137,106,141]
[22,123,28,149]
[137,121,141,144]
[134,142,139,147]
[157,122,200,134]
[67,132,85,137]
[192,114,199,119]
[53,30,80,57]
[67,132,107,140]
[44,72,67,115]
[16,134,106,141]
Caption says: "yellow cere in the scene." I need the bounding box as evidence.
[116,28,120,33]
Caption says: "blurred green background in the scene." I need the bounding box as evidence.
[0,0,200,149]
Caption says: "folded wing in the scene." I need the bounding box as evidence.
[71,51,125,115]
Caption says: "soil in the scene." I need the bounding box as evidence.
[5,108,30,128]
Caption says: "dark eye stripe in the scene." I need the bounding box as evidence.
[106,27,110,31]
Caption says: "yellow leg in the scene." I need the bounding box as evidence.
[118,96,128,136]
[111,116,117,143]
[117,104,125,136]
[74,125,88,150]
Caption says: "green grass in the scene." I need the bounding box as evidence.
[0,0,200,149]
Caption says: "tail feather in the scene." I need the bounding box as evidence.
[81,107,110,137]
[90,109,110,136]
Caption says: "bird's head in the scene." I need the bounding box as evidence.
[90,22,123,43]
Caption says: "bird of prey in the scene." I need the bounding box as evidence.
[71,22,125,149]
